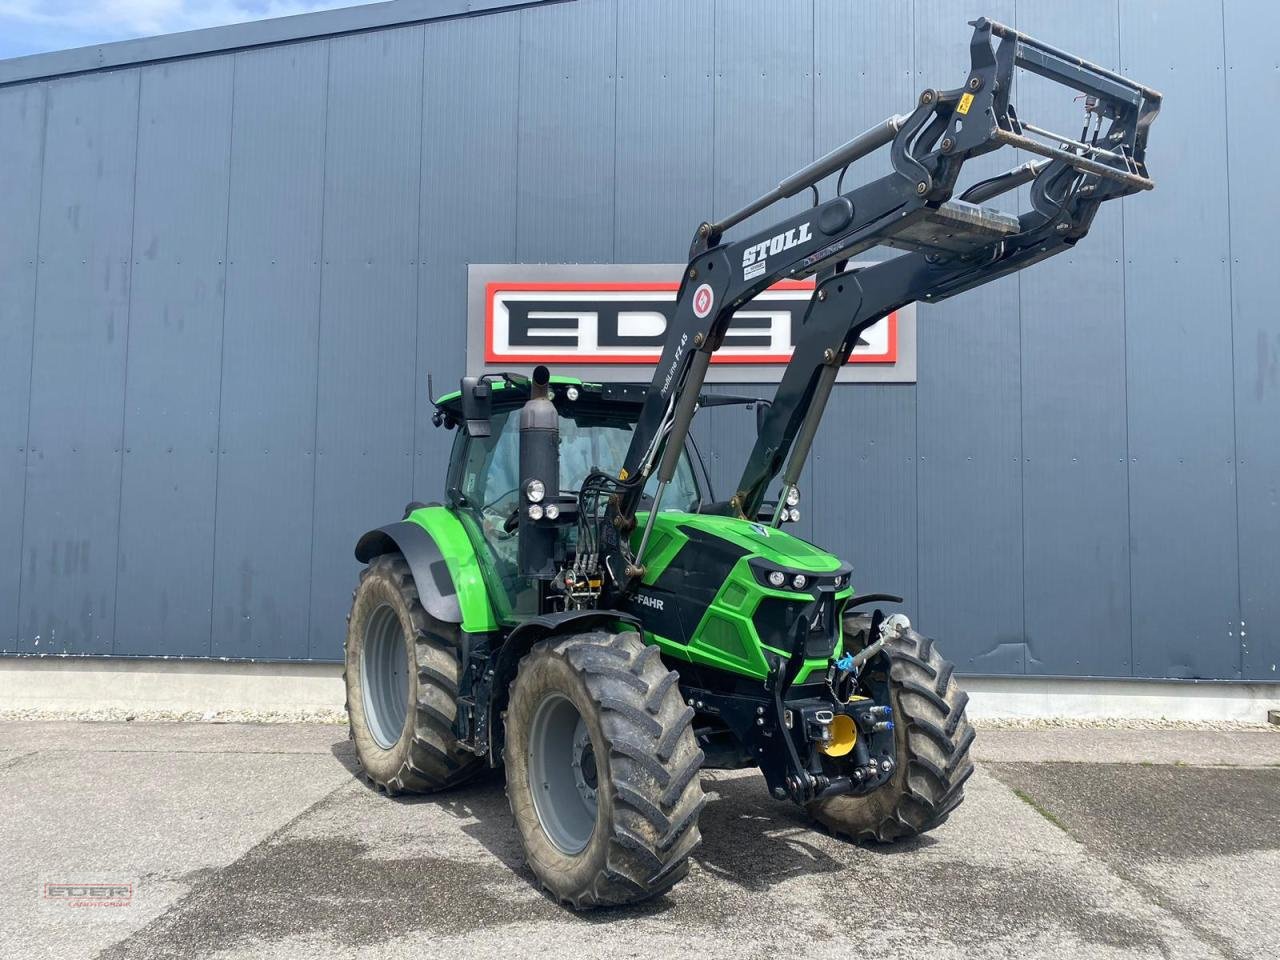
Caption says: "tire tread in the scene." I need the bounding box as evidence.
[808,620,974,844]
[508,630,704,909]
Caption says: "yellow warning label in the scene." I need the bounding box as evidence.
[957,92,974,116]
[618,468,629,481]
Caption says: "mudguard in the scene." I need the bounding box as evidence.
[355,521,463,624]
[487,609,641,764]
[353,507,498,633]
[497,610,640,675]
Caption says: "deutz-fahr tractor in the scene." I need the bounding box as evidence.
[343,17,1160,908]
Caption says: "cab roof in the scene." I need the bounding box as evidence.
[432,374,764,419]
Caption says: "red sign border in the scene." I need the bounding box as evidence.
[484,279,898,366]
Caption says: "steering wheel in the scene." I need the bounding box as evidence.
[481,487,519,513]
[479,487,520,539]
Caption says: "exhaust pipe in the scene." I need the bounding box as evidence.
[517,365,560,579]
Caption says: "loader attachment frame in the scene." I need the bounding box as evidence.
[578,16,1160,601]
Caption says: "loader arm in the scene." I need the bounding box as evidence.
[735,153,1132,520]
[585,16,1160,600]
[733,19,1161,519]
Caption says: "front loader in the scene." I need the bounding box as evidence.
[343,18,1161,908]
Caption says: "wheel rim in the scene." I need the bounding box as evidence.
[528,693,599,854]
[361,602,410,750]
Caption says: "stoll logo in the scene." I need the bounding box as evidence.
[466,264,916,385]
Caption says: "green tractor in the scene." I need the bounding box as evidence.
[343,18,1160,908]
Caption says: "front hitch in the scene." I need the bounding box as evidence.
[774,611,906,804]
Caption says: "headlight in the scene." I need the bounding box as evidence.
[527,503,544,520]
[768,570,786,588]
[786,507,800,523]
[525,479,545,503]
[565,386,579,401]
[544,503,560,520]
[785,486,800,507]
[792,574,808,590]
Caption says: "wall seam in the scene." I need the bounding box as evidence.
[1217,0,1244,678]
[806,0,816,543]
[108,70,144,656]
[710,0,717,218]
[12,80,51,650]
[513,10,523,258]
[1116,0,1135,677]
[1013,0,1027,674]
[807,0,816,524]
[411,24,428,499]
[207,53,238,657]
[303,39,334,660]
[810,0,816,167]
[911,0,921,624]
[610,0,619,263]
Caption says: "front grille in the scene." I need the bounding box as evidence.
[754,595,837,659]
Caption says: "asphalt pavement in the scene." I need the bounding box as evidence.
[3,721,1277,960]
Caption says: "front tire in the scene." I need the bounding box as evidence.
[807,615,975,842]
[344,553,483,794]
[504,630,705,909]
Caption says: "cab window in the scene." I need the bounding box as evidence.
[454,405,702,523]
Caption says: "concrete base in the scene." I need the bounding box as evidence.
[964,674,1280,723]
[0,657,344,717]
[2,656,1278,723]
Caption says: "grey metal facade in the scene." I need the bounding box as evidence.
[0,0,1275,681]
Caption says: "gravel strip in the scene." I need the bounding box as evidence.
[0,707,349,725]
[973,716,1278,732]
[1,708,1274,731]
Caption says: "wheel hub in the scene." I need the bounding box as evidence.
[528,693,599,855]
[570,719,599,805]
[361,603,409,750]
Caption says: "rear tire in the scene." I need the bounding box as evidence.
[807,615,975,842]
[504,630,705,909]
[344,553,483,794]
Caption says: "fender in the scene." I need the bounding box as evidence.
[496,610,641,680]
[353,507,498,633]
[487,609,640,763]
[354,521,463,625]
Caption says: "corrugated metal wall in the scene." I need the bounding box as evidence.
[1,0,1276,680]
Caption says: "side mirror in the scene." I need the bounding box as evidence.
[461,377,492,437]
[754,399,772,435]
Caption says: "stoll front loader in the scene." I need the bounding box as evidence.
[344,18,1160,908]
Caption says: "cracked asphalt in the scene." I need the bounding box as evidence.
[3,722,1278,960]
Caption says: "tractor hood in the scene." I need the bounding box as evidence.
[625,510,853,685]
[634,511,844,577]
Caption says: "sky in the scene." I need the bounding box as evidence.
[0,1,382,60]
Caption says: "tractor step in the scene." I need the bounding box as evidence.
[884,199,1020,256]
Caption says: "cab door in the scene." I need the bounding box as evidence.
[446,407,537,621]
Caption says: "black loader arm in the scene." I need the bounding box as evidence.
[732,18,1161,519]
[582,16,1160,600]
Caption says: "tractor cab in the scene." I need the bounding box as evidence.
[432,372,771,623]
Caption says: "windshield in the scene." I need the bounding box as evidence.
[452,403,703,619]
[560,412,702,508]
[459,406,702,515]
